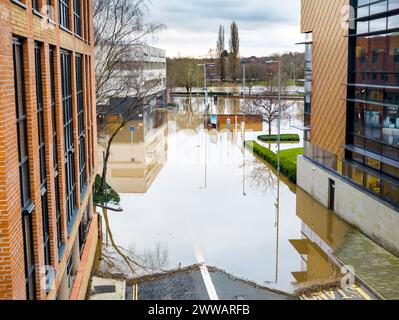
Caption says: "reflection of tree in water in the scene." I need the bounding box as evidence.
[99,208,169,279]
[172,99,204,134]
[231,99,241,114]
[245,158,277,195]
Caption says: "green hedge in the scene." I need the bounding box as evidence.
[258,134,300,142]
[245,141,298,183]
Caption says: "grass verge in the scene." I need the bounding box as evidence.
[245,141,303,184]
[258,134,300,142]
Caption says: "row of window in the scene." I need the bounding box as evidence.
[16,0,90,41]
[59,0,90,40]
[348,3,399,197]
[355,33,399,70]
[357,0,399,17]
[13,38,36,301]
[342,156,399,208]
[12,37,90,299]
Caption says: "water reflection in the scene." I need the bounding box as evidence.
[96,96,357,294]
[291,188,352,288]
[98,108,168,193]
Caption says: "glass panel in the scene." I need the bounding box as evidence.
[370,18,387,32]
[366,157,382,170]
[366,173,382,194]
[389,0,399,10]
[382,162,399,177]
[370,1,387,15]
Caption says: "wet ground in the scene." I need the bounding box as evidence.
[94,97,398,300]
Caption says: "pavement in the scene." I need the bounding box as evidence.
[335,230,399,300]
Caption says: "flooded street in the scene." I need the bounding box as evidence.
[95,97,371,297]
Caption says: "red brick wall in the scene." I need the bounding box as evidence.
[0,0,97,300]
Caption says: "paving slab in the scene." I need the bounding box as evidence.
[335,230,399,300]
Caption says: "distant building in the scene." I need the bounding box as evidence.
[298,0,399,257]
[0,0,98,300]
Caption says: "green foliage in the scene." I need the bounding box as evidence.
[280,148,304,165]
[93,174,121,205]
[258,134,300,142]
[245,141,303,184]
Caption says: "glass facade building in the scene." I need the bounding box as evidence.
[346,0,399,207]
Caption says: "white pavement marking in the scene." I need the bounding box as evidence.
[199,263,219,300]
[194,248,219,300]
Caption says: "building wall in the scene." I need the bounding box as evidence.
[0,0,97,300]
[301,0,349,158]
[298,156,399,257]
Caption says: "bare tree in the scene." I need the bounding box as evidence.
[229,21,240,82]
[94,0,164,105]
[243,83,294,136]
[242,63,268,96]
[94,0,164,198]
[166,58,203,94]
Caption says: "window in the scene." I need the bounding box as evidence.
[35,43,52,275]
[66,254,74,289]
[61,50,77,229]
[59,0,70,29]
[79,203,91,255]
[49,47,63,254]
[76,55,87,197]
[32,0,39,11]
[394,48,399,63]
[13,38,36,300]
[73,0,81,36]
[47,0,54,21]
[372,49,379,64]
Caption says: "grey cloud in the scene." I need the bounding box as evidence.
[146,0,302,57]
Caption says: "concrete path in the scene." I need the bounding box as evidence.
[335,230,399,300]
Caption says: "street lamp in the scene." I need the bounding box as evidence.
[266,60,282,284]
[198,63,216,112]
[241,63,247,197]
[265,60,282,177]
[290,62,296,87]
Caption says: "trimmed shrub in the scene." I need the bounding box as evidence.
[245,141,298,184]
[258,134,300,142]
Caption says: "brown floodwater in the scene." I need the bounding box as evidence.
[97,97,353,294]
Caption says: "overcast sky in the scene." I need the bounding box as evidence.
[146,0,302,58]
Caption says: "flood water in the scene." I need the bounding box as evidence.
[97,97,353,294]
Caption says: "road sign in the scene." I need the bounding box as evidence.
[130,127,135,132]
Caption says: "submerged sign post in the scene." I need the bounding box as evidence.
[210,114,218,128]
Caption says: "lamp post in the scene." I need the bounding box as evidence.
[265,59,282,284]
[265,60,282,176]
[198,63,215,112]
[242,63,247,197]
[243,63,246,107]
[290,62,296,87]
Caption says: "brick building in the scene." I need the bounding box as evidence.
[0,0,98,300]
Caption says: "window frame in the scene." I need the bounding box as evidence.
[60,50,77,230]
[13,37,36,301]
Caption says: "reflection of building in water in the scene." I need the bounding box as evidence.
[99,109,168,193]
[290,188,351,284]
[216,115,263,132]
